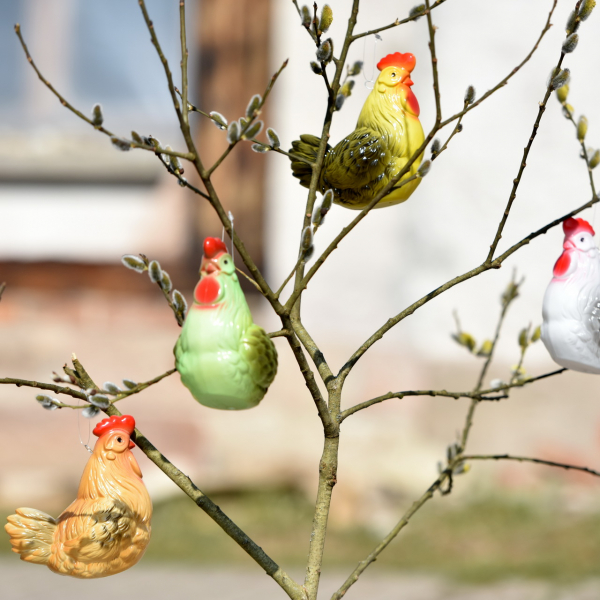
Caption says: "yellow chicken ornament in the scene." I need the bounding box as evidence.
[289,52,425,209]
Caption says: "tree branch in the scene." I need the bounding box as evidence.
[13,24,193,162]
[330,473,448,600]
[462,454,600,478]
[339,367,567,421]
[350,0,450,41]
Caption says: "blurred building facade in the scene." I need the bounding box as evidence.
[2,0,600,528]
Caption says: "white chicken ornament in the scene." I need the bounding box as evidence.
[541,217,600,373]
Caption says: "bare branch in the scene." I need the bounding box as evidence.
[13,24,194,162]
[351,0,450,41]
[340,367,567,421]
[330,473,449,600]
[207,59,289,176]
[462,454,600,478]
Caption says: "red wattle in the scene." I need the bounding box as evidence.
[553,251,571,277]
[195,277,221,304]
[405,88,420,116]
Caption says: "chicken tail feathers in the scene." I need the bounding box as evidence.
[5,507,57,565]
[289,134,330,189]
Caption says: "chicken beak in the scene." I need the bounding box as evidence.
[129,440,136,449]
[404,76,414,87]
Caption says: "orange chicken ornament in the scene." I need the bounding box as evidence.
[5,415,152,578]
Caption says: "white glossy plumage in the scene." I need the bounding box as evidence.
[541,218,600,373]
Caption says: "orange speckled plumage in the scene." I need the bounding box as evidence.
[5,415,152,578]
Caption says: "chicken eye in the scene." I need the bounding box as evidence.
[581,237,585,242]
[391,72,396,77]
[117,437,123,443]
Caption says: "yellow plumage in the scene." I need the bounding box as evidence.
[290,52,425,209]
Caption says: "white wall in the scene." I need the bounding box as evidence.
[265,0,600,371]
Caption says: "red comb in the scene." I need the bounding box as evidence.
[563,217,595,237]
[377,52,416,73]
[203,237,228,259]
[93,415,136,438]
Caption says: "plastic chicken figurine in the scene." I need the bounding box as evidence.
[174,237,278,410]
[541,217,600,373]
[5,415,152,578]
[289,52,425,209]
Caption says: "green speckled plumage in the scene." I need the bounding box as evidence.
[174,238,277,410]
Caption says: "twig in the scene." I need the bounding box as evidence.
[0,282,5,301]
[425,0,442,125]
[562,108,598,199]
[460,276,519,452]
[438,0,558,130]
[276,257,303,299]
[486,55,565,262]
[330,473,449,600]
[207,59,289,177]
[13,24,193,162]
[338,189,599,385]
[0,368,177,408]
[180,0,189,129]
[462,454,600,478]
[339,367,567,421]
[350,0,450,41]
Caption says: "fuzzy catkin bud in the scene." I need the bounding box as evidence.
[417,160,431,177]
[300,226,314,261]
[301,5,311,27]
[148,260,162,283]
[122,379,137,390]
[103,382,120,394]
[409,4,426,20]
[476,339,493,357]
[319,5,333,33]
[518,328,529,350]
[89,394,110,409]
[335,94,345,110]
[321,189,334,216]
[82,405,99,419]
[452,332,476,352]
[562,33,579,53]
[36,395,59,410]
[227,121,240,144]
[563,103,575,118]
[246,94,261,118]
[121,255,147,273]
[131,131,143,144]
[556,84,569,103]
[531,325,542,343]
[92,104,103,127]
[172,290,188,318]
[160,271,172,293]
[242,120,263,140]
[549,68,570,91]
[431,138,441,155]
[266,128,280,149]
[310,61,323,75]
[316,38,333,63]
[579,0,596,21]
[566,10,580,35]
[339,80,355,98]
[209,111,228,130]
[577,115,588,141]
[348,61,363,76]
[590,150,600,169]
[252,143,270,153]
[111,137,131,151]
[464,85,476,105]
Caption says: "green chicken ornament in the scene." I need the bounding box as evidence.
[174,237,278,410]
